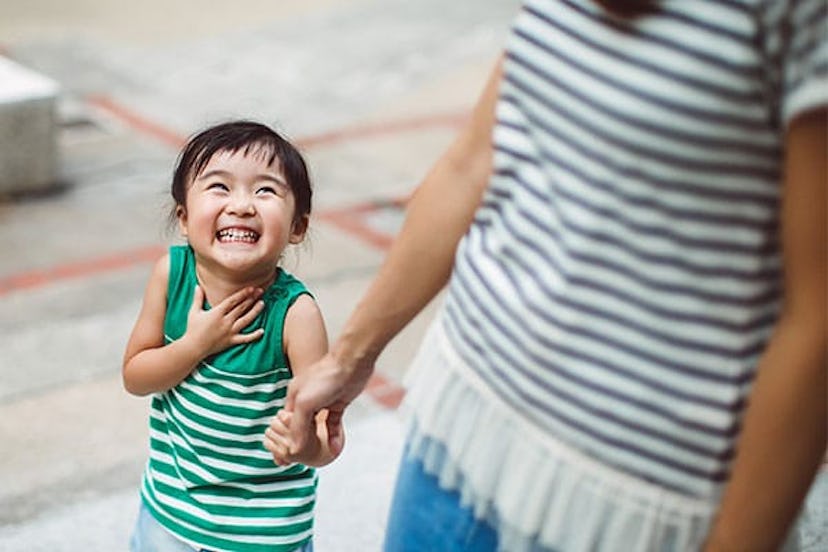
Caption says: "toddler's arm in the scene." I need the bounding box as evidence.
[265,293,343,466]
[122,255,265,395]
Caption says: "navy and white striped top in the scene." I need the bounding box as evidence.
[441,0,826,498]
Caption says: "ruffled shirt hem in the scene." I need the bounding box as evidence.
[400,317,720,552]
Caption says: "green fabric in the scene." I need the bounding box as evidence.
[164,244,308,375]
[141,245,317,552]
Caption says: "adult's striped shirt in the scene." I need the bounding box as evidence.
[403,0,826,549]
[141,245,316,552]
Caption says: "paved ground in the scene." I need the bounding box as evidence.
[0,1,517,550]
[1,1,826,551]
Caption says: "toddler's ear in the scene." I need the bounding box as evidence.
[176,205,189,237]
[289,215,309,244]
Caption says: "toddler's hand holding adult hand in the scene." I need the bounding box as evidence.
[264,409,301,466]
[265,408,345,467]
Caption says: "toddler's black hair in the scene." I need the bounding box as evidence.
[171,121,312,227]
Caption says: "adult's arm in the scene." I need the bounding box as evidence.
[704,108,827,550]
[280,58,504,458]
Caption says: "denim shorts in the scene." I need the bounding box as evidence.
[383,449,499,552]
[130,500,314,552]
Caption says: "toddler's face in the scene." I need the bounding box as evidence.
[177,148,305,279]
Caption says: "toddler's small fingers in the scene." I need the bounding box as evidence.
[265,445,287,466]
[219,287,257,314]
[265,426,291,447]
[264,429,293,464]
[269,418,289,436]
[228,296,262,323]
[234,300,265,328]
[277,409,293,425]
[232,328,265,345]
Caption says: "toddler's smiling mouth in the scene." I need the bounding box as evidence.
[216,228,260,243]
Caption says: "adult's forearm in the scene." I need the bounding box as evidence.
[706,108,827,551]
[335,160,485,368]
[704,320,826,550]
[333,60,503,374]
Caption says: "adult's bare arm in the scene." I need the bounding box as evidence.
[283,58,504,455]
[704,108,827,550]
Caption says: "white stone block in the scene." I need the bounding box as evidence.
[0,56,60,194]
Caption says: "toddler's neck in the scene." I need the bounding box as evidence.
[194,263,278,306]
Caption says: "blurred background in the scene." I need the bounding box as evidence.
[2,2,825,551]
[0,1,518,549]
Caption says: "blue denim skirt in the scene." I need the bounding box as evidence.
[383,447,499,552]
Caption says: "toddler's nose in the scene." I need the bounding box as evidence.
[228,192,255,215]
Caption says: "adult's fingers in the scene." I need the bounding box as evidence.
[325,408,344,435]
[285,379,298,412]
[288,396,313,456]
[325,408,345,459]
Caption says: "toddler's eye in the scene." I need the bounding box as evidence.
[208,182,229,191]
[257,186,279,195]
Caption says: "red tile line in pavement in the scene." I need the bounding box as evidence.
[1,95,447,407]
[0,237,406,407]
[0,244,168,296]
[86,94,466,151]
[365,373,407,409]
[0,198,406,298]
[315,197,409,251]
[87,95,187,149]
[83,93,448,262]
[0,94,442,298]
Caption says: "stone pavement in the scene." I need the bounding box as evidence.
[2,1,826,551]
[0,1,518,550]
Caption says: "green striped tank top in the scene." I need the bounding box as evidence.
[141,245,316,552]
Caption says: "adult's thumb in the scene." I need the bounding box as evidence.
[285,381,298,412]
[288,402,311,455]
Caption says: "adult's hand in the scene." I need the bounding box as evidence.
[280,349,373,462]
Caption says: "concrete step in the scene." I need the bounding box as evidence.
[0,56,60,195]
